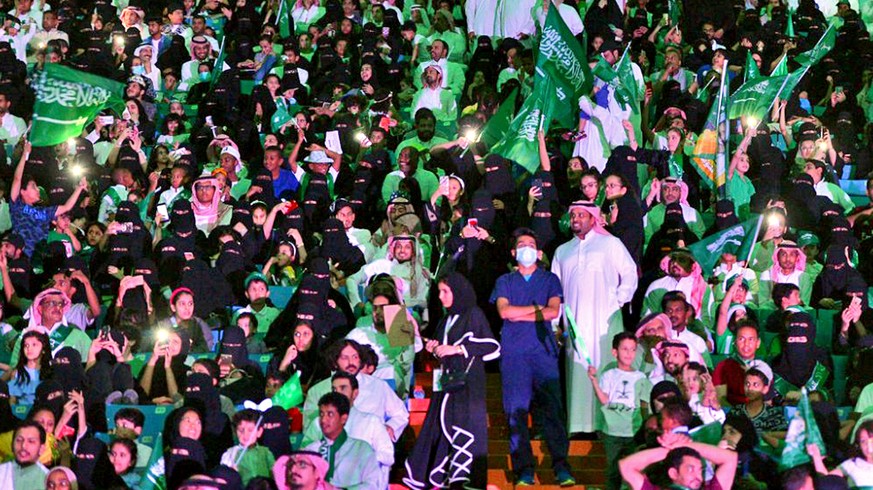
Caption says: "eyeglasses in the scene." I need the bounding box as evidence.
[288,459,313,469]
[41,300,65,308]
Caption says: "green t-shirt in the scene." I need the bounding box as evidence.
[728,172,755,220]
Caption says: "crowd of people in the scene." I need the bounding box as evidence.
[0,0,871,489]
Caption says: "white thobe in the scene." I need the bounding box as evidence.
[465,0,498,36]
[494,0,537,39]
[302,373,409,439]
[301,406,394,488]
[573,88,631,172]
[552,231,638,433]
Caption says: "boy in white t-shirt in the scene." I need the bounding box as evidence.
[589,332,651,490]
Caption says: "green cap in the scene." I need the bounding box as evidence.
[797,231,820,248]
[244,271,269,289]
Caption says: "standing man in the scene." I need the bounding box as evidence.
[552,201,638,435]
[491,228,573,486]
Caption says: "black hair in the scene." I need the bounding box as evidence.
[109,437,138,475]
[612,331,637,349]
[328,339,363,371]
[231,408,261,428]
[413,108,435,124]
[192,358,220,382]
[15,420,47,444]
[115,408,145,428]
[772,283,800,309]
[661,291,690,312]
[236,312,259,333]
[666,446,702,471]
[781,465,813,490]
[331,371,359,390]
[13,330,52,386]
[318,392,351,416]
[660,398,693,427]
[745,367,770,386]
[510,227,539,249]
[358,344,378,369]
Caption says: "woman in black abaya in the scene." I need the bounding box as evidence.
[403,273,500,490]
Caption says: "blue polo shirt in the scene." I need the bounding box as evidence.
[490,267,563,352]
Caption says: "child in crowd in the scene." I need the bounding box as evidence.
[113,407,153,470]
[589,332,651,490]
[219,409,276,485]
[734,368,787,438]
[680,362,725,425]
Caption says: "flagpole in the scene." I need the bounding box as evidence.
[716,63,729,199]
[743,214,764,267]
[765,21,835,114]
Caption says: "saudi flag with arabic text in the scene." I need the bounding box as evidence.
[31,64,125,147]
[492,4,592,174]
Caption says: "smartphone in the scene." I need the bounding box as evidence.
[99,115,115,125]
[835,86,844,94]
[156,203,168,220]
[219,354,233,366]
[532,178,543,189]
[662,13,669,24]
[210,126,218,138]
[382,27,389,38]
[851,296,862,308]
[118,222,134,233]
[468,217,479,228]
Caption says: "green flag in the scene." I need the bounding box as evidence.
[492,3,592,174]
[785,9,796,38]
[278,0,292,38]
[271,371,304,409]
[776,68,807,100]
[744,51,760,83]
[780,388,826,470]
[612,45,639,111]
[480,88,518,147]
[728,75,786,122]
[491,82,552,174]
[794,18,843,66]
[30,63,125,147]
[534,4,594,126]
[210,37,227,87]
[771,54,788,76]
[688,215,761,276]
[668,0,681,23]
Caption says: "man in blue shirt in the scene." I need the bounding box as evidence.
[263,145,299,199]
[490,227,573,487]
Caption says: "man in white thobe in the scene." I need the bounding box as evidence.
[551,201,638,434]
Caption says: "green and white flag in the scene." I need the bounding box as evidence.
[728,75,786,122]
[688,215,761,276]
[794,17,843,66]
[492,2,592,174]
[780,388,826,470]
[277,0,292,38]
[744,50,760,83]
[770,54,788,77]
[31,63,125,147]
[480,88,519,147]
[490,82,552,174]
[613,45,639,111]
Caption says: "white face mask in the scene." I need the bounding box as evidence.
[516,246,537,267]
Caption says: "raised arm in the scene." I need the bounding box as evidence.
[619,446,669,490]
[55,177,88,217]
[10,140,31,203]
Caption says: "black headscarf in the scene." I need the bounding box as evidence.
[184,372,227,436]
[166,437,208,490]
[483,154,514,195]
[442,272,477,315]
[772,310,822,387]
[220,326,253,369]
[259,406,293,458]
[51,346,85,393]
[73,437,123,490]
[181,259,235,318]
[140,328,190,399]
[318,217,365,276]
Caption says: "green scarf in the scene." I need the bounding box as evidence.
[321,429,348,481]
[49,325,74,351]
